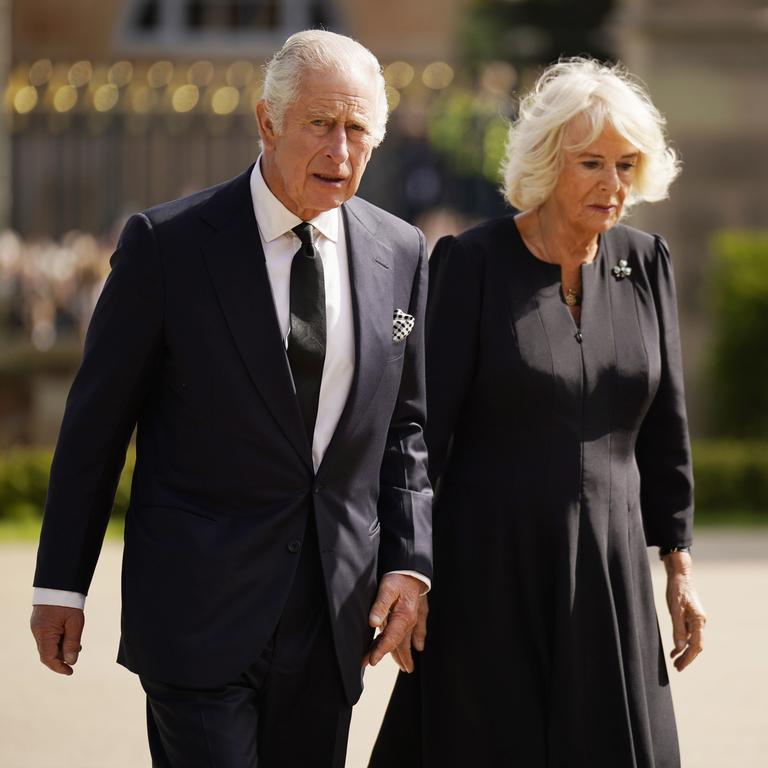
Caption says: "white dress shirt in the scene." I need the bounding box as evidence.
[33,159,428,610]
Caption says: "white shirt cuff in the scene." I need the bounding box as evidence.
[33,588,86,610]
[385,570,431,595]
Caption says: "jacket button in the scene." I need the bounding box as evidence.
[287,540,302,554]
[313,484,324,494]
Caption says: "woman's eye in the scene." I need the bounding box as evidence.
[618,162,637,172]
[581,161,600,169]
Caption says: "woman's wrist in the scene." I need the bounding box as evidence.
[662,549,693,576]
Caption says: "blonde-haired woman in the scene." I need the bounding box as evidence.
[370,58,706,768]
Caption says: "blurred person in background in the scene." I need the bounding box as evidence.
[371,58,706,768]
[29,29,432,768]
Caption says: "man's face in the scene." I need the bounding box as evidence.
[257,67,378,220]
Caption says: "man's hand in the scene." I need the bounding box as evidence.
[391,594,428,673]
[30,605,85,675]
[363,574,422,672]
[663,551,706,672]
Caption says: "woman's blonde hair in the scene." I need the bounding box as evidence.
[501,57,680,212]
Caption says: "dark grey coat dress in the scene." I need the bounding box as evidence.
[370,216,693,768]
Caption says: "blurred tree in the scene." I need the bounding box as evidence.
[422,0,617,196]
[460,0,616,75]
[708,231,768,438]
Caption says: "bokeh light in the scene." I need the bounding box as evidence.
[53,85,78,113]
[385,86,401,111]
[172,84,199,113]
[212,86,240,115]
[187,60,214,87]
[226,61,254,88]
[29,59,53,87]
[14,86,38,114]
[147,61,174,88]
[108,61,134,88]
[68,61,93,88]
[93,84,119,112]
[422,62,454,90]
[385,61,415,90]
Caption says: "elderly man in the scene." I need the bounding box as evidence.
[30,30,432,767]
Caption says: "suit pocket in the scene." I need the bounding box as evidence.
[386,342,406,363]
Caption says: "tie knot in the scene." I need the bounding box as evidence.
[292,222,315,252]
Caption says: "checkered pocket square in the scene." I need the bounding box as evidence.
[392,309,415,342]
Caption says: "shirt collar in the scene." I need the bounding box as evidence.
[250,157,340,245]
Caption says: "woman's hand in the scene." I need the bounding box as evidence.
[663,551,707,671]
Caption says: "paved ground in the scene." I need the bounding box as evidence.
[1,530,767,767]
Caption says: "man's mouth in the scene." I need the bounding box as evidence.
[313,173,347,184]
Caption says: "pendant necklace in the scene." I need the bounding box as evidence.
[537,209,582,307]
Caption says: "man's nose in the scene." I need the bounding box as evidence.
[325,124,349,163]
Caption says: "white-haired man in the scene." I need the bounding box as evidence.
[30,30,432,767]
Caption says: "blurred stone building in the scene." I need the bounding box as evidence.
[1,0,766,444]
[6,0,470,238]
[612,0,768,424]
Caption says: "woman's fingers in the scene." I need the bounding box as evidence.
[666,570,707,671]
[668,599,688,659]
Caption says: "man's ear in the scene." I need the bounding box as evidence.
[255,100,277,149]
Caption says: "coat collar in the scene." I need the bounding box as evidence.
[199,166,312,469]
[199,169,394,476]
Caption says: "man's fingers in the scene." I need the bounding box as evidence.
[61,612,85,665]
[393,634,415,673]
[30,605,85,676]
[369,586,397,628]
[412,596,428,652]
[368,610,412,667]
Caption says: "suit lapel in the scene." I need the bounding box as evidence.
[318,199,393,474]
[199,168,312,470]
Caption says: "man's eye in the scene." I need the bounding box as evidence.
[310,119,326,127]
[349,124,365,132]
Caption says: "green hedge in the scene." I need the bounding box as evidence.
[0,448,135,522]
[1,442,767,523]
[692,441,768,516]
[708,231,768,438]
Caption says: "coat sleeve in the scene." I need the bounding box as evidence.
[423,235,483,488]
[635,235,694,549]
[377,228,433,579]
[33,213,164,594]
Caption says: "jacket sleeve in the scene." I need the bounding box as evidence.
[33,213,164,594]
[635,235,694,549]
[377,228,433,579]
[423,235,482,488]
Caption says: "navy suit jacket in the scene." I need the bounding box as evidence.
[33,166,433,703]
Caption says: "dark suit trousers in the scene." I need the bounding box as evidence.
[140,511,352,768]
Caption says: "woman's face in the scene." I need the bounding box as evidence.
[548,119,640,236]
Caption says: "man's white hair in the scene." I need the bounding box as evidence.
[262,29,389,147]
[501,57,681,213]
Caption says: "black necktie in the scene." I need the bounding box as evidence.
[287,222,326,442]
